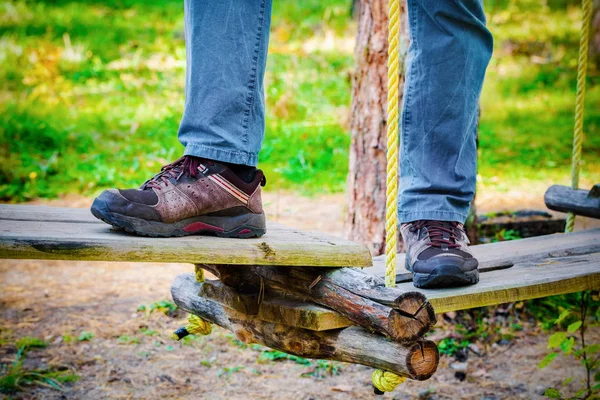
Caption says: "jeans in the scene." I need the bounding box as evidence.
[178,0,493,224]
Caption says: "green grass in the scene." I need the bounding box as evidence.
[0,342,79,394]
[0,0,598,201]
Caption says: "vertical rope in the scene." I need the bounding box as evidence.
[374,0,404,393]
[566,0,592,233]
[384,0,400,288]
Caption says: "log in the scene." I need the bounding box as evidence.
[171,274,439,380]
[204,264,436,343]
[544,184,600,219]
[199,278,352,331]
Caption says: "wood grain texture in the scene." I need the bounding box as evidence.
[545,184,600,219]
[388,252,600,313]
[171,274,439,380]
[198,278,352,331]
[371,228,600,282]
[213,265,436,342]
[0,205,372,267]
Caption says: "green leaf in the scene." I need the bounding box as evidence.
[539,352,559,369]
[567,321,582,333]
[585,344,600,354]
[548,332,567,349]
[544,387,561,398]
[594,370,600,382]
[555,310,570,325]
[560,337,575,355]
[561,376,573,386]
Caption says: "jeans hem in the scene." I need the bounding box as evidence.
[184,144,258,166]
[398,210,468,224]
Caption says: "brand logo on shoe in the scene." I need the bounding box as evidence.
[209,174,249,204]
[198,164,209,174]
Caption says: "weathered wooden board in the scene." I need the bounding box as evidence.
[0,205,372,267]
[545,184,600,219]
[371,228,600,282]
[171,274,439,380]
[198,278,352,331]
[393,252,600,313]
[0,205,102,224]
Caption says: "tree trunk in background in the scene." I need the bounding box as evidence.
[345,0,407,256]
[592,0,600,72]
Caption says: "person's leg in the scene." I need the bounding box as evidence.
[91,0,272,238]
[399,0,493,288]
[399,0,493,224]
[178,0,273,167]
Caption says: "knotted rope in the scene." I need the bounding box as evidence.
[565,0,592,233]
[373,0,405,393]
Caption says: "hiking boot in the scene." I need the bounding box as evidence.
[90,156,266,238]
[400,220,479,288]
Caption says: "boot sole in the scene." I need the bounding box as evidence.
[91,196,266,239]
[407,259,479,289]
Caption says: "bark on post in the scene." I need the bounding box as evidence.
[345,0,408,256]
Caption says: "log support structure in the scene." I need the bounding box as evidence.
[171,274,439,380]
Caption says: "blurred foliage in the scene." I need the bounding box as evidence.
[0,0,598,201]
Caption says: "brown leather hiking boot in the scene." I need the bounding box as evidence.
[400,220,479,288]
[90,156,266,238]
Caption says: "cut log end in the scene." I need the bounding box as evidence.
[406,341,439,381]
[388,292,437,342]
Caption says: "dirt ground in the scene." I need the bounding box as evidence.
[1,190,598,399]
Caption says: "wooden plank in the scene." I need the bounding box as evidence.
[0,205,372,268]
[371,228,600,282]
[545,184,600,219]
[198,278,352,331]
[0,205,100,224]
[171,274,439,381]
[395,252,600,313]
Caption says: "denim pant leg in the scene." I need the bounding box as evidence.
[398,0,493,224]
[178,0,273,167]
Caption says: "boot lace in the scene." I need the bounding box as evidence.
[409,220,462,249]
[143,156,208,190]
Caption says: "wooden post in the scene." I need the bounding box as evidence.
[171,274,439,380]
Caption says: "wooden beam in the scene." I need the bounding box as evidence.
[206,265,436,343]
[545,184,600,219]
[171,274,439,380]
[371,228,600,282]
[198,278,352,331]
[0,205,372,268]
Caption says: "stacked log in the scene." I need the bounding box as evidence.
[170,264,439,381]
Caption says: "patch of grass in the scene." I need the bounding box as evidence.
[438,338,470,356]
[117,335,140,345]
[300,360,342,380]
[148,300,177,316]
[0,346,79,394]
[257,349,312,365]
[77,331,94,342]
[14,337,47,351]
[140,327,158,336]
